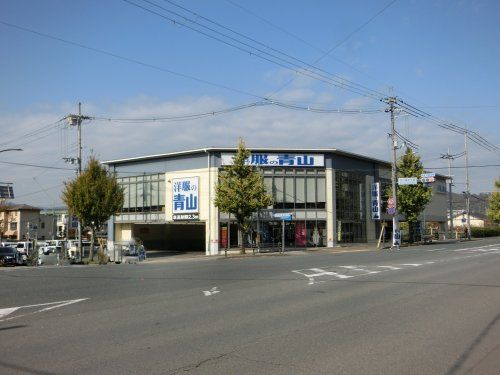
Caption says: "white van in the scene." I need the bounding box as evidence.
[16,241,34,254]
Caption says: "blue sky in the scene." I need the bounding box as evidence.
[0,0,499,207]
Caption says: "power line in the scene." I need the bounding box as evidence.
[123,0,386,101]
[0,160,74,171]
[0,20,263,101]
[13,183,65,199]
[90,100,384,123]
[0,117,65,148]
[426,164,500,170]
[161,0,397,100]
[124,1,497,152]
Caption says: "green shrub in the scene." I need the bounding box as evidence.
[470,227,500,238]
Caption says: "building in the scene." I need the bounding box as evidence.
[103,148,449,255]
[452,211,492,229]
[0,204,70,242]
[40,207,79,239]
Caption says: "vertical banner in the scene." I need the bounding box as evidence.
[220,225,228,249]
[371,182,381,220]
[172,177,199,214]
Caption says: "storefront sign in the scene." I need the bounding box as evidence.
[371,182,381,220]
[221,153,324,167]
[173,213,199,221]
[172,177,199,215]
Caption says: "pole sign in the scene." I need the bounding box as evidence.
[420,177,436,183]
[398,177,418,185]
[371,182,381,220]
[172,177,199,218]
[393,229,401,247]
[273,213,293,221]
[421,172,435,178]
[0,184,14,199]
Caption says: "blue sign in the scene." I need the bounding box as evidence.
[274,213,293,221]
[371,182,381,220]
[172,177,199,215]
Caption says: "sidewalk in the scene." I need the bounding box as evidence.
[113,238,475,265]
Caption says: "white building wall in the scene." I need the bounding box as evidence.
[165,167,219,255]
[326,167,335,247]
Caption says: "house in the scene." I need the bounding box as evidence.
[452,211,492,228]
[0,204,61,241]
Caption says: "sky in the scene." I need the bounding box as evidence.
[0,0,499,208]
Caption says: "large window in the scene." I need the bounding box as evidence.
[118,174,165,213]
[262,168,326,210]
[336,171,367,242]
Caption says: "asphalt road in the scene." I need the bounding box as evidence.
[1,238,499,374]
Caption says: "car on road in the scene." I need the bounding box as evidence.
[0,246,24,266]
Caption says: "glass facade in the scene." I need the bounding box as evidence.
[118,174,165,213]
[222,168,328,249]
[335,171,367,243]
[263,168,326,210]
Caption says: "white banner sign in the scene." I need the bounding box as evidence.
[221,153,324,167]
[398,177,418,185]
[371,182,381,220]
[172,177,199,214]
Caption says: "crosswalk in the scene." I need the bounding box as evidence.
[293,262,435,285]
[294,243,500,285]
[427,243,500,253]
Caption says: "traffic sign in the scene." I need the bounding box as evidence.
[387,197,395,206]
[421,172,436,178]
[420,177,436,183]
[398,177,418,185]
[273,213,293,221]
[387,207,396,215]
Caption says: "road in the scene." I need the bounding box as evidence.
[1,238,499,374]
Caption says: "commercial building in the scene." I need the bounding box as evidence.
[103,148,449,255]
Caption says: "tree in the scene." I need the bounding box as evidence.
[388,148,431,243]
[487,179,500,224]
[214,139,273,254]
[62,157,124,261]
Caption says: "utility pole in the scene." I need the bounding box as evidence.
[464,128,471,239]
[65,103,90,262]
[386,97,400,249]
[440,148,465,238]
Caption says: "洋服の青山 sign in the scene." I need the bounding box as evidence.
[221,153,324,167]
[371,182,381,220]
[172,177,199,215]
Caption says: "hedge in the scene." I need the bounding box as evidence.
[471,227,500,238]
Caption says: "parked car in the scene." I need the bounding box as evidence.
[0,246,24,266]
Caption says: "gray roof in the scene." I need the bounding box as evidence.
[102,147,448,179]
[102,147,393,168]
[4,204,40,211]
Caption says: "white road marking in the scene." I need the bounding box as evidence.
[0,298,89,322]
[0,307,20,319]
[376,266,401,270]
[399,263,422,267]
[203,287,220,296]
